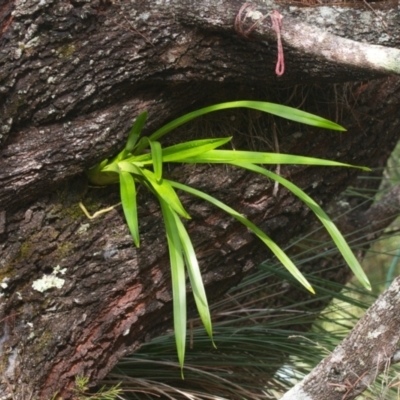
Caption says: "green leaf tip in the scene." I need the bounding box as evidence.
[148,100,346,143]
[126,111,148,152]
[119,170,140,247]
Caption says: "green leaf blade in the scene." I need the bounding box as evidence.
[127,138,232,165]
[161,138,232,162]
[180,150,370,171]
[173,213,214,344]
[118,161,144,176]
[149,140,163,182]
[159,199,187,374]
[113,111,148,162]
[142,169,191,219]
[119,170,140,247]
[232,162,371,291]
[167,180,314,294]
[149,101,345,143]
[244,101,346,131]
[126,111,148,152]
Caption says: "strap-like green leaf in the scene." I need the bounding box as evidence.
[167,180,314,294]
[159,199,187,375]
[113,111,149,162]
[232,162,371,291]
[148,101,345,143]
[160,138,232,163]
[149,140,163,182]
[173,212,214,345]
[119,170,139,247]
[141,169,191,219]
[125,138,232,165]
[117,161,143,176]
[126,111,148,152]
[179,150,370,171]
[124,137,163,182]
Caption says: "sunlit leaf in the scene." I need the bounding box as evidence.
[126,138,232,165]
[173,212,214,344]
[119,170,139,247]
[160,138,232,163]
[159,198,187,375]
[113,111,148,162]
[117,161,144,176]
[126,111,148,152]
[101,163,120,174]
[149,140,163,182]
[148,101,345,143]
[142,169,191,219]
[179,150,370,171]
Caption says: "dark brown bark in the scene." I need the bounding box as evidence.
[1,0,400,398]
[1,0,399,212]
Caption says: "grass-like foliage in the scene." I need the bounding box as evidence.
[85,100,371,373]
[74,375,121,399]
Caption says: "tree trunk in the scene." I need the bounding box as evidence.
[281,275,400,400]
[1,0,400,398]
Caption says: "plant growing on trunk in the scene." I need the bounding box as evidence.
[85,100,370,373]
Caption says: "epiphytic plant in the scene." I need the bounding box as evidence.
[84,100,370,373]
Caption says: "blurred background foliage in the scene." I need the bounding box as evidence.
[96,141,400,400]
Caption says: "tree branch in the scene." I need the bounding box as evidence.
[281,276,400,400]
[180,0,400,76]
[1,0,399,213]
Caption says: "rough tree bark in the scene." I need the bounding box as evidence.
[281,273,400,400]
[1,0,400,398]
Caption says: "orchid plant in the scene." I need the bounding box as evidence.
[84,101,370,374]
